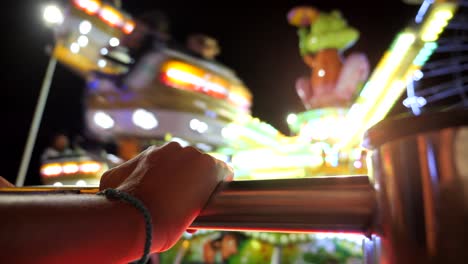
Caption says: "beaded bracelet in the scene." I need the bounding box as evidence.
[97,189,153,264]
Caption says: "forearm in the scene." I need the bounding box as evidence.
[0,194,146,264]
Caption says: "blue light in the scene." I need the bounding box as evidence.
[87,79,100,91]
[415,0,434,24]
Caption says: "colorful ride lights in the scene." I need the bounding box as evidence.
[132,109,158,130]
[41,161,103,177]
[73,0,135,35]
[413,42,438,66]
[93,110,159,130]
[93,111,115,129]
[421,5,454,42]
[189,118,208,133]
[74,0,100,15]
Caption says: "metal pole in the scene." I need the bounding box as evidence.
[193,176,376,233]
[16,56,57,186]
[3,176,376,233]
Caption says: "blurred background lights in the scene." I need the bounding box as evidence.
[97,59,107,68]
[79,20,92,34]
[43,4,63,24]
[189,119,208,133]
[93,111,114,129]
[100,47,108,55]
[286,113,297,125]
[70,42,80,53]
[132,109,158,130]
[109,37,120,47]
[77,35,89,47]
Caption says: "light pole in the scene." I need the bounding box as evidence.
[15,4,63,186]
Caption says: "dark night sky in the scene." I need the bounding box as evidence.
[1,0,419,185]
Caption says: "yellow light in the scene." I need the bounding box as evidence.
[251,168,306,179]
[79,161,102,173]
[250,240,261,250]
[421,5,455,42]
[366,80,407,128]
[434,9,453,20]
[337,32,415,150]
[74,0,101,15]
[99,5,123,27]
[41,163,62,177]
[232,148,323,171]
[62,163,79,174]
[161,60,230,98]
[182,240,190,249]
[228,92,251,109]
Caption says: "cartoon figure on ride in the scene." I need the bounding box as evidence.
[41,1,368,263]
[287,6,369,109]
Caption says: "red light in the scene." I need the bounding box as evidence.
[159,69,228,99]
[73,0,100,15]
[99,6,122,27]
[122,21,135,34]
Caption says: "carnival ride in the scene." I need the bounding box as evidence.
[30,0,463,263]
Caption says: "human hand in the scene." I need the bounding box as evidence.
[0,176,14,188]
[99,142,233,252]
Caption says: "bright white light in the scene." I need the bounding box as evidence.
[317,69,325,77]
[228,93,250,108]
[167,69,203,86]
[100,7,121,26]
[197,122,208,133]
[53,182,63,186]
[100,48,108,55]
[79,20,92,34]
[189,119,199,130]
[435,9,454,20]
[189,119,208,133]
[43,5,63,24]
[170,137,189,147]
[132,109,158,130]
[77,35,89,47]
[417,97,427,106]
[313,232,365,244]
[195,143,212,152]
[75,0,100,14]
[97,59,107,68]
[109,37,120,47]
[93,111,114,129]
[70,43,80,54]
[62,163,79,174]
[41,164,62,176]
[221,126,236,139]
[413,69,424,81]
[353,160,362,169]
[76,180,87,187]
[286,113,297,125]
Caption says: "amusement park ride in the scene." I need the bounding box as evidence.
[4,0,468,263]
